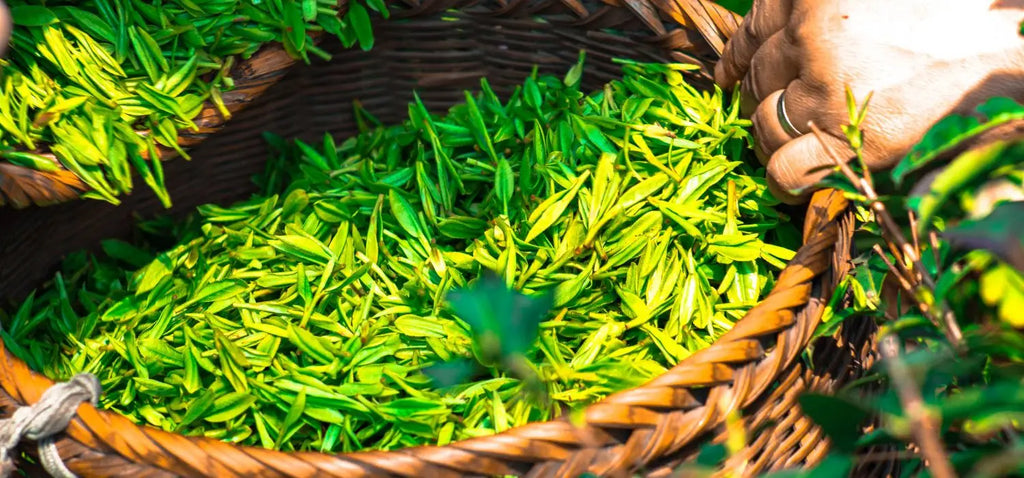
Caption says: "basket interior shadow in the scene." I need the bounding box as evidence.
[0,2,876,477]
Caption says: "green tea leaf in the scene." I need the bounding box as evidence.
[798,393,869,454]
[204,391,258,423]
[524,171,591,242]
[11,6,59,26]
[347,2,374,51]
[495,158,514,215]
[911,141,1015,230]
[893,97,1024,184]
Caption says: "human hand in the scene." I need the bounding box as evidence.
[0,1,9,57]
[715,0,1024,203]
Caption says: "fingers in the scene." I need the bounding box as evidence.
[751,81,851,204]
[739,31,799,116]
[750,90,792,164]
[714,0,794,89]
[749,77,838,158]
[766,129,854,204]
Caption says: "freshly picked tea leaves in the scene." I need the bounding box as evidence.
[0,0,386,206]
[4,59,800,452]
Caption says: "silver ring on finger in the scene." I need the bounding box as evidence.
[776,90,805,138]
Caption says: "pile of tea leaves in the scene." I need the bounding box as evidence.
[3,59,801,452]
[1,0,385,206]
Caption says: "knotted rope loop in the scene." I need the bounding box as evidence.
[0,373,101,478]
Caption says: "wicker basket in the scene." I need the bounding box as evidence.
[0,2,872,476]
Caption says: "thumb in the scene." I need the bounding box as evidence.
[766,129,854,204]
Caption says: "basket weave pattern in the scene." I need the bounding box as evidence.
[0,2,869,476]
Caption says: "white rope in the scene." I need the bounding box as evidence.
[0,374,101,478]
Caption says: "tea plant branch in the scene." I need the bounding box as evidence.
[808,122,963,349]
[809,121,957,478]
[877,334,957,478]
[853,449,927,464]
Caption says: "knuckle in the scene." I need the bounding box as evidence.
[742,18,763,41]
[740,74,760,110]
[782,24,804,49]
[719,42,749,82]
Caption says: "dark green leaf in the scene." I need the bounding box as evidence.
[11,6,58,26]
[797,393,869,454]
[713,0,753,16]
[944,201,1024,272]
